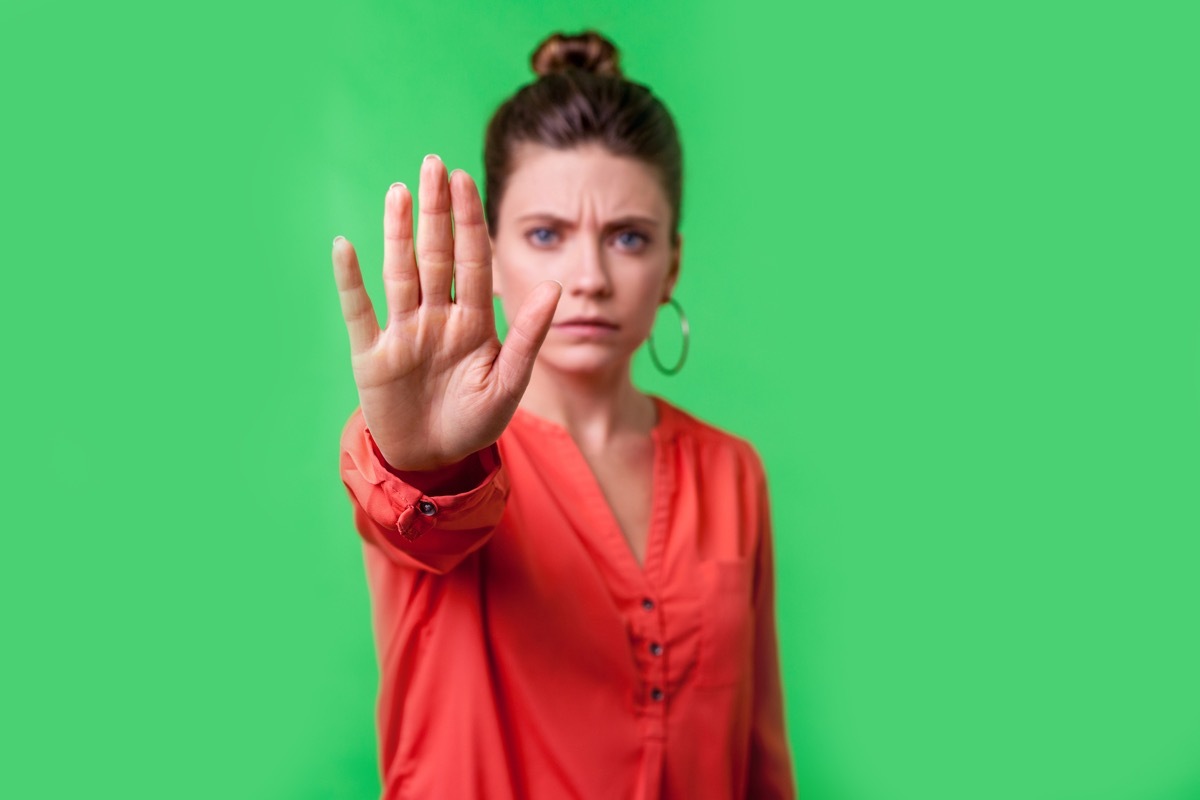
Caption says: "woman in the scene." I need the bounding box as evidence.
[332,31,796,800]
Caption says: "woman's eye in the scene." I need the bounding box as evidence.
[528,227,558,246]
[614,230,649,250]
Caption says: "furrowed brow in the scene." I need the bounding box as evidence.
[514,213,659,228]
[515,213,573,225]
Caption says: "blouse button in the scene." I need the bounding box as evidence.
[641,598,655,611]
[649,642,663,656]
[650,687,664,702]
[417,500,437,516]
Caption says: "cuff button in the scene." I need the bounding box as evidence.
[417,500,437,516]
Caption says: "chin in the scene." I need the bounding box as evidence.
[535,342,635,376]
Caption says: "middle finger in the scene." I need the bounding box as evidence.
[415,154,453,306]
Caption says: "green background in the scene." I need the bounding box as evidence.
[3,0,1197,798]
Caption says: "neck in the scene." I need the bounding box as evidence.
[519,358,657,447]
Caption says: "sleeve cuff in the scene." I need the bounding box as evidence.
[364,428,507,542]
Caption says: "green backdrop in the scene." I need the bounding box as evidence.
[3,0,1197,798]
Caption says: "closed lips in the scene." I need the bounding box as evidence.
[556,317,618,328]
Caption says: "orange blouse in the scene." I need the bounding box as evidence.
[339,395,796,799]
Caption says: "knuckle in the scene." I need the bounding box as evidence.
[417,245,454,265]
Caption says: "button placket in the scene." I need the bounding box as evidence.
[635,594,668,712]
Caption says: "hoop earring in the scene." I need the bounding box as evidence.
[647,296,689,376]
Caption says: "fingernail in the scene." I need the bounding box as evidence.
[333,235,345,245]
[388,182,405,200]
[423,153,441,163]
[390,181,405,191]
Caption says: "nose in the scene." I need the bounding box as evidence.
[565,236,612,298]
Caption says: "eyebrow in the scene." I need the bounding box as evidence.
[514,212,660,228]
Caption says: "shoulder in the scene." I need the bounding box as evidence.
[656,397,767,485]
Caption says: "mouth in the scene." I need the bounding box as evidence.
[552,316,620,336]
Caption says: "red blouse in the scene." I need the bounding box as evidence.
[339,395,796,799]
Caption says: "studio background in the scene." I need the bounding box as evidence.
[3,1,1197,798]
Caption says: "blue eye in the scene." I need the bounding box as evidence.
[528,227,558,246]
[615,230,649,250]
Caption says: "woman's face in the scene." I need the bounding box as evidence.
[491,142,681,377]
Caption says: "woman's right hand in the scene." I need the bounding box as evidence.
[332,154,562,471]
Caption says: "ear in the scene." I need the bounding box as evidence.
[662,232,682,302]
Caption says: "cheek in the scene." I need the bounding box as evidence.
[625,261,672,301]
[490,249,525,297]
[492,241,553,296]
[493,267,538,300]
[637,300,666,333]
[625,281,672,334]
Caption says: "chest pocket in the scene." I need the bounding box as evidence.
[696,558,755,688]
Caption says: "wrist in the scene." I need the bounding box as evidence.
[368,432,493,495]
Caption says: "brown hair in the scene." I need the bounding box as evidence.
[483,31,683,240]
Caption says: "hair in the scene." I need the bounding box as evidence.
[483,31,683,240]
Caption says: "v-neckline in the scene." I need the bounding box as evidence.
[512,395,674,582]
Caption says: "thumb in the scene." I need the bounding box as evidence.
[495,280,562,399]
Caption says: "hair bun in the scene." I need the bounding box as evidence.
[531,31,622,78]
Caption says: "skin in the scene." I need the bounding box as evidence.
[331,143,682,564]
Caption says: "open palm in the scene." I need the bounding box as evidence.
[332,155,562,471]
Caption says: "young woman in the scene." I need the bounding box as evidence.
[332,30,796,800]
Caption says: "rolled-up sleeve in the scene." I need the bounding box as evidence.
[339,407,510,574]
